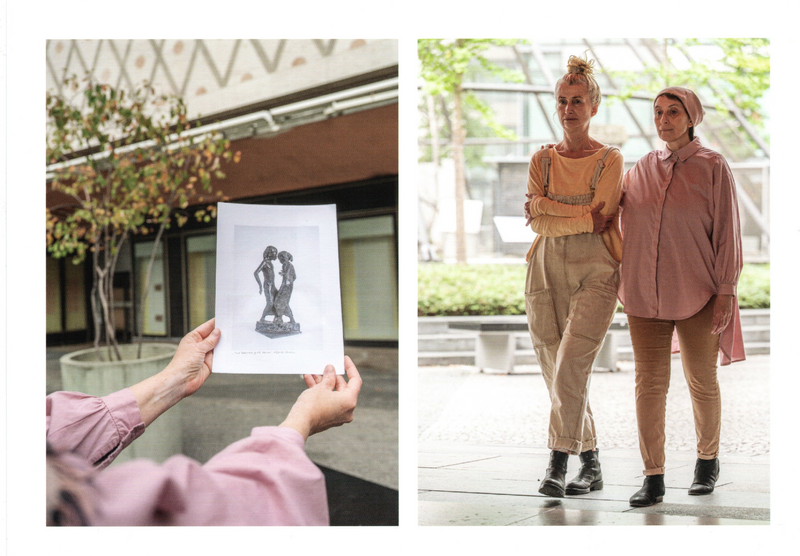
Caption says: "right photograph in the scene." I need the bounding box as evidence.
[417,38,770,526]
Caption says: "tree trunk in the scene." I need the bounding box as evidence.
[90,249,103,360]
[136,219,168,359]
[452,76,468,264]
[96,264,121,362]
[420,93,441,262]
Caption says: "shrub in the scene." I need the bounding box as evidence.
[417,263,527,316]
[418,262,770,316]
[737,263,770,309]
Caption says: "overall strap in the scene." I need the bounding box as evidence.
[589,146,619,194]
[540,148,552,196]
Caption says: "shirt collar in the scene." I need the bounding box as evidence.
[659,137,702,162]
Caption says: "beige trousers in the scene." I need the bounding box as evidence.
[525,233,620,455]
[627,297,722,476]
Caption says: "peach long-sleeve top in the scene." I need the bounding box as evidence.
[46,389,329,525]
[525,146,624,262]
[619,139,745,366]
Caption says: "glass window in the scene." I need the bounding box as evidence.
[134,241,167,336]
[338,215,398,341]
[186,235,217,330]
[64,259,87,331]
[46,257,88,333]
[46,257,63,333]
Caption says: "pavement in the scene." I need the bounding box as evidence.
[47,342,399,525]
[418,354,770,526]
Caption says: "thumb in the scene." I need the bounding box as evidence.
[591,201,606,213]
[199,328,221,351]
[319,365,337,389]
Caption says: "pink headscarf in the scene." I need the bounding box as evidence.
[655,86,705,127]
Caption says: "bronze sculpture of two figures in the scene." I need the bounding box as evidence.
[254,246,301,338]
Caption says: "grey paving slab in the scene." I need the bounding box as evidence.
[419,492,768,526]
[420,463,769,510]
[48,344,399,489]
[512,508,767,526]
[418,497,540,526]
[419,357,770,455]
[184,371,399,489]
[418,355,771,526]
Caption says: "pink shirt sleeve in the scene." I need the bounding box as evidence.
[711,156,743,296]
[46,389,145,469]
[92,427,329,526]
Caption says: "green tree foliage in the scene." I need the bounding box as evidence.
[613,39,769,145]
[46,75,240,358]
[418,39,525,153]
[418,39,526,263]
[418,96,508,167]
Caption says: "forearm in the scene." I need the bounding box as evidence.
[279,415,311,442]
[528,195,592,218]
[129,370,186,428]
[530,213,592,237]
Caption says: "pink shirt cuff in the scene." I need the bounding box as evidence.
[251,426,305,446]
[717,284,737,296]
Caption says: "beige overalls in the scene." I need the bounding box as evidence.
[525,147,620,455]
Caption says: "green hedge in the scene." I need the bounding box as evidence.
[418,262,770,316]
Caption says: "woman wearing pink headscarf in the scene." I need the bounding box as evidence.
[620,86,745,507]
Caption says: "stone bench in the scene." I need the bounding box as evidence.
[448,317,628,374]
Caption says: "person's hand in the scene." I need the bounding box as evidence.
[163,318,221,398]
[130,318,220,427]
[524,194,534,225]
[711,294,734,335]
[280,356,362,441]
[590,202,613,234]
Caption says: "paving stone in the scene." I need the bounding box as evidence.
[418,355,771,526]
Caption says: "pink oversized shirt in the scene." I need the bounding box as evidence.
[619,138,745,365]
[46,389,329,525]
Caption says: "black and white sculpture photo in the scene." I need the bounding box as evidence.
[213,202,343,375]
[254,245,278,322]
[255,248,301,338]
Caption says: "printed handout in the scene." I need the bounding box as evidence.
[212,202,344,374]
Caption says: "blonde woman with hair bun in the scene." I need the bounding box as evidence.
[555,54,602,107]
[523,53,623,498]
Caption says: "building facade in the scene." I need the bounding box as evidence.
[46,39,398,346]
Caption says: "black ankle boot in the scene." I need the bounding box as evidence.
[688,458,719,495]
[565,449,603,495]
[539,450,569,498]
[629,474,665,507]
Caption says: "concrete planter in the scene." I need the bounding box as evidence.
[59,343,179,464]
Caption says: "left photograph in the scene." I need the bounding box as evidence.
[45,39,398,526]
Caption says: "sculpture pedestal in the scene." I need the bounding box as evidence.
[255,319,301,338]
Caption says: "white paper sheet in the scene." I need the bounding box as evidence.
[213,202,345,374]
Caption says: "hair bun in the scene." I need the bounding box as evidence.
[566,54,595,76]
